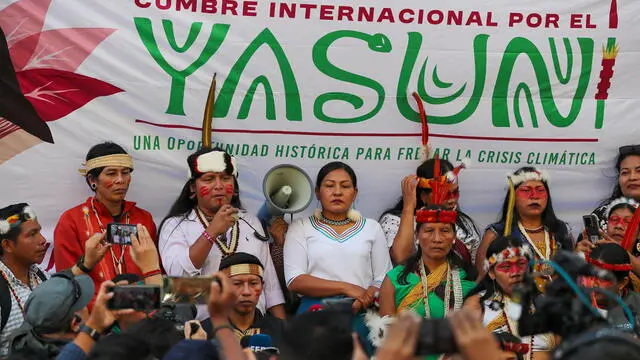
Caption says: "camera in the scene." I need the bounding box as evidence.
[151,302,198,334]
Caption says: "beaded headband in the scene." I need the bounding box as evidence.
[503,168,549,236]
[415,208,457,224]
[507,169,550,187]
[483,245,532,271]
[221,263,264,278]
[606,197,639,218]
[78,154,134,176]
[0,206,37,235]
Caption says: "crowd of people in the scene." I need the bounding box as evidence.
[1,141,640,360]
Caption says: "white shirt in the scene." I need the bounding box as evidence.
[0,261,46,358]
[481,294,553,352]
[159,210,284,320]
[284,216,392,290]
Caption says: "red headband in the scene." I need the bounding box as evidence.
[415,208,457,224]
[585,253,632,272]
[502,342,530,354]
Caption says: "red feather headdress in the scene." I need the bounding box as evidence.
[411,93,468,225]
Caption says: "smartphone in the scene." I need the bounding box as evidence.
[583,214,601,243]
[106,223,137,245]
[107,285,162,310]
[163,276,217,305]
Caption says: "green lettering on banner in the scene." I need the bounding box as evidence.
[492,37,593,128]
[214,29,302,121]
[134,18,230,115]
[396,33,488,124]
[312,31,391,123]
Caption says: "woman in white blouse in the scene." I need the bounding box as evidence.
[284,161,392,314]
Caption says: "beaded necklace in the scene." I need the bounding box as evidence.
[500,296,534,360]
[418,261,463,319]
[318,212,351,226]
[195,207,239,257]
[0,266,37,314]
[85,197,129,275]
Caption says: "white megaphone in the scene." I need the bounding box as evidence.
[257,164,313,226]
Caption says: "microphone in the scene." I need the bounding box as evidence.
[240,334,279,354]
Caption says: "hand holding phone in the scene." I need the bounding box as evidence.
[582,214,601,243]
[107,285,162,311]
[106,223,137,245]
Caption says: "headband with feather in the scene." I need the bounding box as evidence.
[411,93,469,224]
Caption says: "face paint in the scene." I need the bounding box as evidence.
[494,259,528,274]
[199,186,211,197]
[105,181,114,189]
[516,186,548,199]
[444,188,460,201]
[608,215,632,227]
[225,184,234,195]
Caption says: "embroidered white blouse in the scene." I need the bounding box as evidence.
[283,216,392,290]
[159,210,284,319]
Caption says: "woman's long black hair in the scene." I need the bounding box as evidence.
[158,147,243,235]
[380,158,480,240]
[497,166,572,250]
[601,145,640,205]
[397,205,477,286]
[467,235,526,302]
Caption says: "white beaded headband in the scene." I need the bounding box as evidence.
[606,197,639,218]
[0,207,37,235]
[507,170,550,187]
[483,245,532,271]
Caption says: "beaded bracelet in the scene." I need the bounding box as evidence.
[202,230,216,245]
[142,269,161,278]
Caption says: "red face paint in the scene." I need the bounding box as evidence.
[199,186,211,197]
[608,215,632,228]
[225,184,234,195]
[516,186,548,199]
[105,181,114,189]
[445,188,460,201]
[495,259,528,274]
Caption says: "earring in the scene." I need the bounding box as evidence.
[90,183,97,190]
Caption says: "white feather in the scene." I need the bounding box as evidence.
[445,171,456,182]
[0,220,10,235]
[22,206,36,221]
[461,157,471,168]
[364,311,394,347]
[347,209,361,221]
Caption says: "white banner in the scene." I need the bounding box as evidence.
[1,0,638,269]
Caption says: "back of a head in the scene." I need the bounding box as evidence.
[279,311,354,360]
[556,334,640,360]
[124,317,183,358]
[87,333,154,360]
[589,243,631,282]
